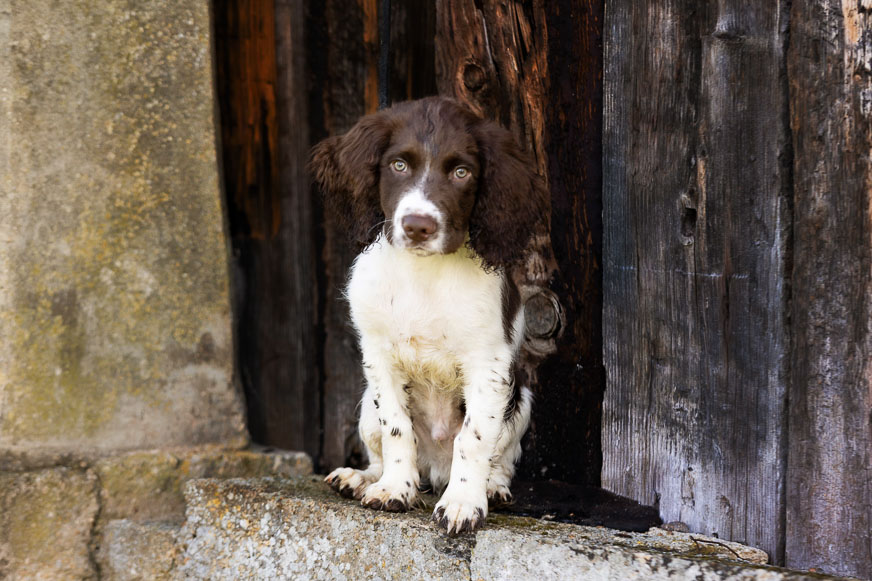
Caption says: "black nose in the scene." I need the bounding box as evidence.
[402,214,438,242]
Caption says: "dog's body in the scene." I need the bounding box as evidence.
[310,97,548,534]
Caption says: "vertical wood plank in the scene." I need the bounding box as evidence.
[272,0,322,460]
[602,2,792,560]
[214,0,323,456]
[435,1,548,167]
[216,0,321,451]
[786,1,872,576]
[537,0,605,485]
[309,0,373,471]
[389,0,438,103]
[435,0,605,483]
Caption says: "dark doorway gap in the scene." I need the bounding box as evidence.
[494,480,661,532]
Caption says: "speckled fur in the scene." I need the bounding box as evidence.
[312,97,546,535]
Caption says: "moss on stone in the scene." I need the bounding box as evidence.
[96,448,313,523]
[98,519,179,581]
[176,478,831,581]
[0,468,99,580]
[0,0,246,454]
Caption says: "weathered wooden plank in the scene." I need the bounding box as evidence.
[435,0,548,168]
[214,0,323,457]
[213,0,278,242]
[436,0,605,483]
[214,0,285,448]
[538,0,605,485]
[388,0,438,103]
[786,2,872,577]
[602,2,792,561]
[307,0,375,471]
[272,0,322,460]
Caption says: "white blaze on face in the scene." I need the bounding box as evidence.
[391,166,445,253]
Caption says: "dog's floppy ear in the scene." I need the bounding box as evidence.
[309,112,394,246]
[468,121,549,269]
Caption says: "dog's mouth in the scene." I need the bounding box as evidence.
[394,233,442,255]
[405,244,439,256]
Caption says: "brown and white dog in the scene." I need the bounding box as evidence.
[310,97,548,534]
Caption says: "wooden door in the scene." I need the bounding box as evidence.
[602,1,872,576]
[213,0,606,488]
[214,1,872,576]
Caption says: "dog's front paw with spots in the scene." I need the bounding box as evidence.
[325,467,379,500]
[487,483,513,507]
[432,487,488,535]
[361,478,417,512]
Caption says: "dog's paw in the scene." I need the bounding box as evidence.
[361,479,417,512]
[432,489,488,535]
[487,483,513,507]
[325,467,376,500]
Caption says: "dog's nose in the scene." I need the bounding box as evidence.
[402,214,438,242]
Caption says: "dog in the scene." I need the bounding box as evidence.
[310,97,548,534]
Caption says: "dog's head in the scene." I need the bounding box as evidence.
[309,97,548,268]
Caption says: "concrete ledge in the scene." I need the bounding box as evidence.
[174,477,854,581]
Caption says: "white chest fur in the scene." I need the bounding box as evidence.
[329,237,532,531]
[346,236,508,391]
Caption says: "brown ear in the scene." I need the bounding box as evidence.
[468,121,549,269]
[309,113,394,246]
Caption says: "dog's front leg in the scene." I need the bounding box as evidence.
[358,345,419,512]
[433,350,513,534]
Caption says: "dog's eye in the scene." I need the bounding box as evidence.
[391,160,408,173]
[453,166,470,179]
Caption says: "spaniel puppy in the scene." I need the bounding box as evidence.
[310,97,548,535]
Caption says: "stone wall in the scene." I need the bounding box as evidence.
[0,0,247,461]
[0,2,278,579]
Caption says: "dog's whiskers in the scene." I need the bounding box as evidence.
[367,219,392,238]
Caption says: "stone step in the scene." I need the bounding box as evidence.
[172,476,858,581]
[98,519,180,581]
[0,446,312,581]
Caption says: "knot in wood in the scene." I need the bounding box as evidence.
[462,62,487,92]
[524,291,563,339]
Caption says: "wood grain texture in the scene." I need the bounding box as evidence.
[602,2,792,561]
[309,0,372,471]
[436,0,605,483]
[216,0,386,467]
[215,0,323,454]
[435,0,548,170]
[786,1,872,576]
[537,0,605,485]
[272,0,322,459]
[388,0,438,103]
[214,0,279,243]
